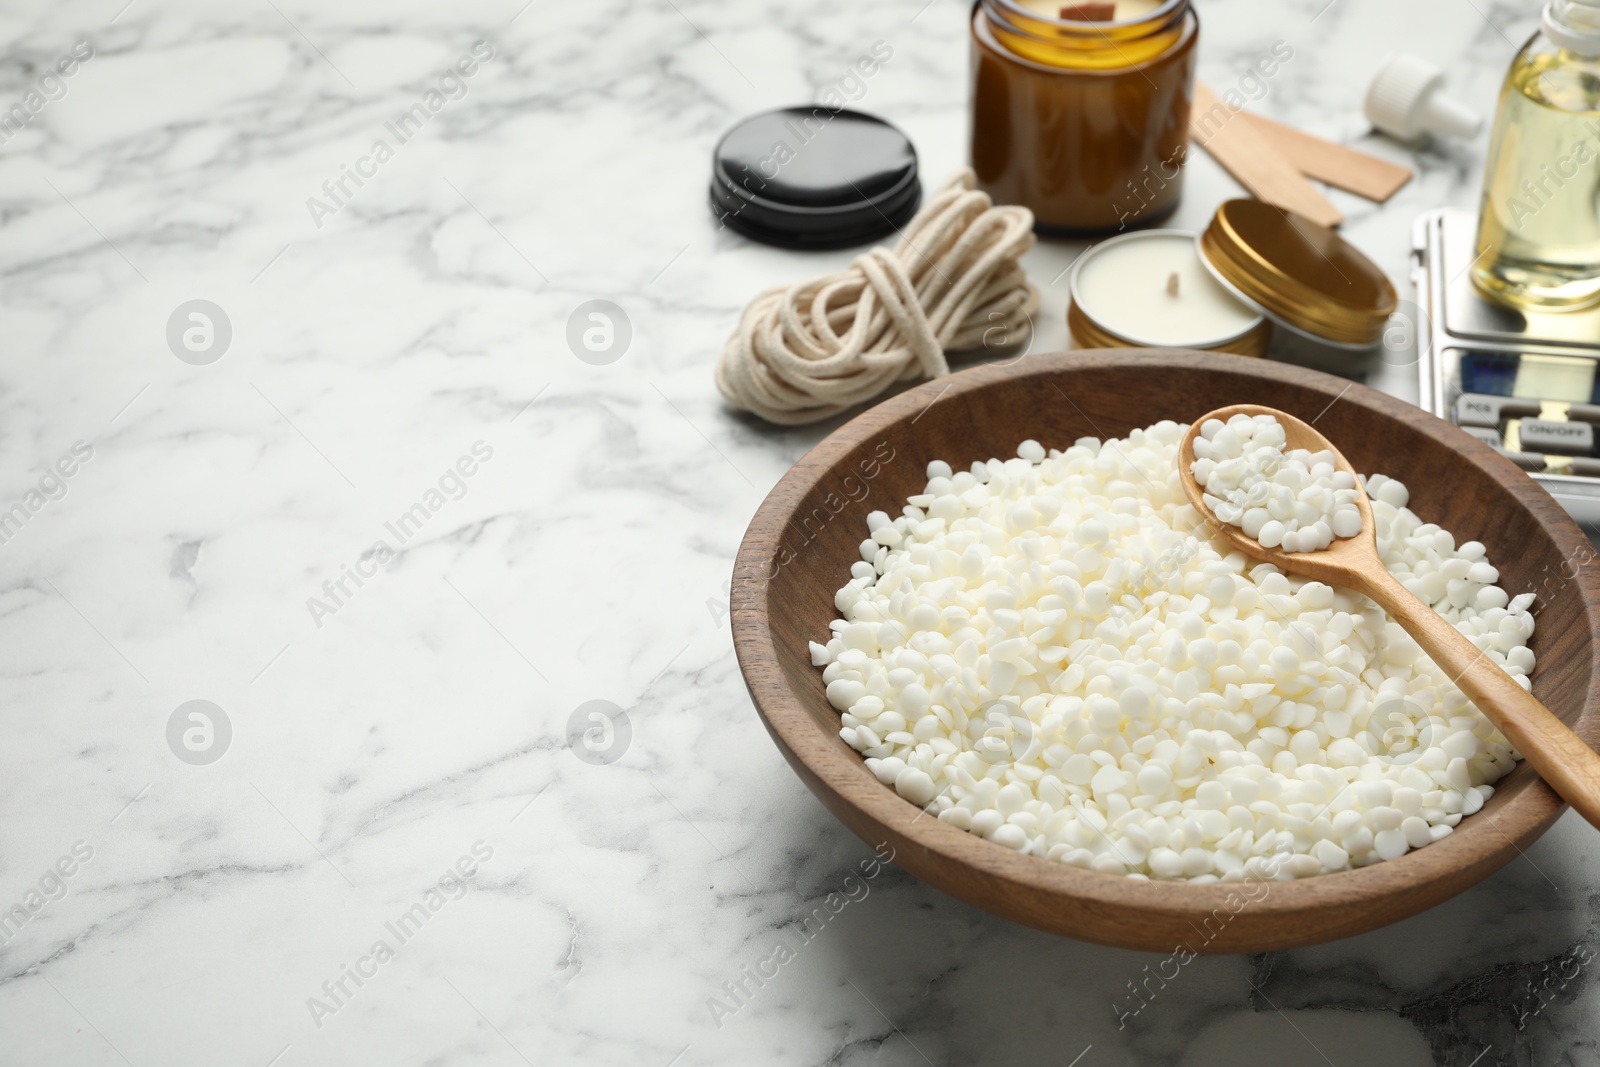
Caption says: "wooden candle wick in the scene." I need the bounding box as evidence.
[1059,3,1116,20]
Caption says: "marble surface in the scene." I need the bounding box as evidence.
[1,0,1595,1064]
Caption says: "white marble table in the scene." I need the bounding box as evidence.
[1,0,1594,1064]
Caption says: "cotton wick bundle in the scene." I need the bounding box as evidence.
[715,169,1040,426]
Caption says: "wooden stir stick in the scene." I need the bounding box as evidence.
[1178,404,1600,829]
[1188,82,1344,228]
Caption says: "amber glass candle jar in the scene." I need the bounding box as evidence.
[969,0,1198,234]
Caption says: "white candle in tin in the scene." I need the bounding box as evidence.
[1072,230,1261,347]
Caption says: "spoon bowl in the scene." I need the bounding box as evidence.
[1178,403,1381,589]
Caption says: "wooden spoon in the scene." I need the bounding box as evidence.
[1179,403,1600,829]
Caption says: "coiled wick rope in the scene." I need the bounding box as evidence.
[715,169,1040,426]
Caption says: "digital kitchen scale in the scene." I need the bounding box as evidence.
[1412,208,1600,524]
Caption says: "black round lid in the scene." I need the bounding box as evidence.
[710,107,920,250]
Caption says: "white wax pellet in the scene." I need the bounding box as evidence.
[1374,829,1409,861]
[820,420,1533,882]
[1312,839,1349,870]
[1331,507,1363,538]
[990,824,1028,850]
[1375,480,1410,508]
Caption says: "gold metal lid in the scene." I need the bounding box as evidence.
[1199,199,1397,347]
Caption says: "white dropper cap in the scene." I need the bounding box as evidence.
[1542,0,1600,55]
[1364,54,1484,142]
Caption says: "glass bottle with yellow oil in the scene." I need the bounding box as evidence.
[1472,0,1600,311]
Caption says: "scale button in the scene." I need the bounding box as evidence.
[1459,425,1502,448]
[1455,394,1537,427]
[1519,419,1596,455]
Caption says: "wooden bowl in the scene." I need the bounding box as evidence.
[731,349,1600,952]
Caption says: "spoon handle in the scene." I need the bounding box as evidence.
[1357,568,1600,830]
